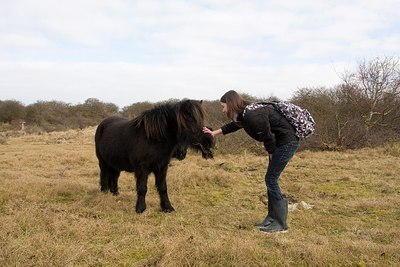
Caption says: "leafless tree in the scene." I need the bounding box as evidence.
[340,56,400,142]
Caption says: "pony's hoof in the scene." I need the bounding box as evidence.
[135,208,146,214]
[100,188,109,193]
[135,204,146,214]
[162,206,175,213]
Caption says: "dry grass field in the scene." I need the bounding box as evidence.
[1,128,399,266]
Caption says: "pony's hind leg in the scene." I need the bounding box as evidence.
[109,168,121,196]
[99,161,120,195]
[99,163,110,193]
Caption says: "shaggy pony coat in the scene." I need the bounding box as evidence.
[95,100,213,213]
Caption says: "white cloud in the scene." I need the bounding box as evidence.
[381,36,400,52]
[0,60,344,107]
[0,34,51,49]
[0,0,398,106]
[1,0,130,45]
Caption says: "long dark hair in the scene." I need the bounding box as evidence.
[132,100,204,141]
[220,90,251,119]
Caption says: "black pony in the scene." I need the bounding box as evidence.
[95,100,214,213]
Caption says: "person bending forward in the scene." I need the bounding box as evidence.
[203,90,299,233]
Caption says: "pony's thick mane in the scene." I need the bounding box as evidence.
[131,100,204,141]
[132,104,173,141]
[176,100,204,134]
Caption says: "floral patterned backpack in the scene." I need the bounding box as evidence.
[244,101,315,139]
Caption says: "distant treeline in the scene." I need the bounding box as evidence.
[1,56,399,153]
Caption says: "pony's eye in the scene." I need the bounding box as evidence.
[185,115,195,122]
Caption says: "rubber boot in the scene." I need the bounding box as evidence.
[260,198,288,233]
[255,192,274,227]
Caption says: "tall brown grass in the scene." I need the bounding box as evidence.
[0,128,399,266]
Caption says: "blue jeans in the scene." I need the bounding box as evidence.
[265,140,299,201]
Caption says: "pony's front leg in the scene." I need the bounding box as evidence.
[134,169,149,213]
[155,164,175,212]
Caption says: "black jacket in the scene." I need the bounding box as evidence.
[221,104,298,153]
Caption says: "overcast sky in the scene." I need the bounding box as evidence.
[1,0,399,107]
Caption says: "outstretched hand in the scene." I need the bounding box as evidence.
[202,127,213,136]
[202,127,222,138]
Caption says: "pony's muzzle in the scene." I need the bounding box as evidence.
[201,149,214,159]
